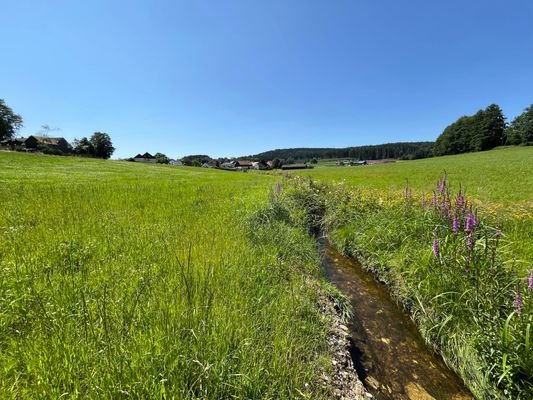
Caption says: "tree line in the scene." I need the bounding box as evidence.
[434,103,532,156]
[248,142,435,162]
[0,98,115,159]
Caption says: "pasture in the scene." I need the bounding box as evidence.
[0,152,332,399]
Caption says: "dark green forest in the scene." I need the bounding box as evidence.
[433,104,506,156]
[506,104,533,146]
[247,142,435,162]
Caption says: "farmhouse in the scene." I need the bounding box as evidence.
[235,160,253,168]
[252,161,269,170]
[25,135,70,153]
[169,159,183,166]
[221,161,236,169]
[133,153,157,163]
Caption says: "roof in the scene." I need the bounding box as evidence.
[141,152,155,159]
[27,136,67,146]
[236,160,253,167]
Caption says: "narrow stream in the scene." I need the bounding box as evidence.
[319,236,474,400]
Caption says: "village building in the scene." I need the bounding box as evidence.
[234,160,253,169]
[24,135,70,153]
[133,153,157,163]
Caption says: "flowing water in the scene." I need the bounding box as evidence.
[319,236,474,400]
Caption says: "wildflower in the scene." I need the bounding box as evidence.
[514,290,523,314]
[432,238,439,259]
[472,212,479,229]
[464,213,473,233]
[495,229,501,239]
[452,218,460,233]
[529,270,533,290]
[467,232,474,252]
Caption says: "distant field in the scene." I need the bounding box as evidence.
[299,147,533,208]
[0,152,333,399]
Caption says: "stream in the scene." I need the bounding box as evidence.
[319,235,474,400]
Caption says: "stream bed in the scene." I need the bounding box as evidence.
[319,236,474,400]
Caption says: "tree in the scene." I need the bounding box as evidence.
[272,158,282,169]
[72,137,95,155]
[0,99,23,141]
[434,104,506,156]
[506,105,533,145]
[155,152,170,164]
[90,132,115,159]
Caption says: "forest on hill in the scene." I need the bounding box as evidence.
[434,103,532,156]
[247,141,435,162]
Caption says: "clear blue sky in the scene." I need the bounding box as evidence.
[2,0,532,159]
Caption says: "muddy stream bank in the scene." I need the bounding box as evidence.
[319,235,474,400]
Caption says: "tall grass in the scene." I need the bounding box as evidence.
[0,152,334,399]
[295,173,533,399]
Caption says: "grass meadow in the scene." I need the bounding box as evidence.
[1,146,531,399]
[285,146,533,398]
[0,152,335,399]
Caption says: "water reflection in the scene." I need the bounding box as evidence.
[319,236,473,400]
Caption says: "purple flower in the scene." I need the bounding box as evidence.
[452,218,460,233]
[514,290,523,314]
[472,212,479,229]
[433,238,439,258]
[467,232,474,252]
[528,270,533,290]
[464,213,473,233]
[495,229,501,239]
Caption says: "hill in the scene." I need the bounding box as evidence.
[246,141,434,162]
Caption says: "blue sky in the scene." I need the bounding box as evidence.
[2,0,532,159]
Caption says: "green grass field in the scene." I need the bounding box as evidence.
[301,146,533,208]
[1,147,531,399]
[296,147,533,271]
[0,152,336,399]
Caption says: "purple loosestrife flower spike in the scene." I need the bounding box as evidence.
[467,232,474,252]
[465,213,473,233]
[528,270,533,290]
[452,218,460,234]
[466,232,474,251]
[514,290,523,314]
[472,212,479,229]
